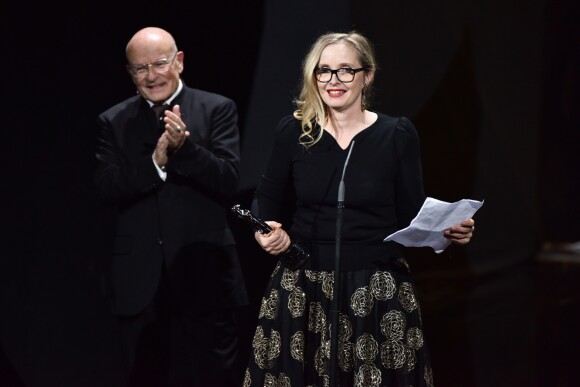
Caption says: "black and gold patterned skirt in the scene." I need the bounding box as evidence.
[243,243,435,387]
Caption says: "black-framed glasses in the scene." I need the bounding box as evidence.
[314,67,365,83]
[128,52,178,79]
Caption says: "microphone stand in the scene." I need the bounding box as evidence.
[329,141,355,386]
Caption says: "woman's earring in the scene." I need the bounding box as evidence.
[361,84,367,111]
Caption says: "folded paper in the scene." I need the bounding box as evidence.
[384,197,484,253]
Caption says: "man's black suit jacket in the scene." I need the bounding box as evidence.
[95,84,248,316]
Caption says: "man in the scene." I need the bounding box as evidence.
[94,27,248,386]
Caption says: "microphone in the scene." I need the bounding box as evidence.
[338,141,355,208]
[330,140,355,386]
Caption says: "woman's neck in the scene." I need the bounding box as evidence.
[323,110,377,149]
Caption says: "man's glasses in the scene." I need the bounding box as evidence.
[314,67,365,83]
[128,52,178,79]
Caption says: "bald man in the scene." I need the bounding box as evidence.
[94,27,248,386]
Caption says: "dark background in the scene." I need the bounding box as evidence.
[2,0,578,386]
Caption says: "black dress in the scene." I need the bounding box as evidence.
[244,114,433,387]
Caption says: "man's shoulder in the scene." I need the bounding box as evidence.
[100,94,142,118]
[182,85,234,105]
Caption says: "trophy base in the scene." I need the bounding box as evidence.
[279,240,310,270]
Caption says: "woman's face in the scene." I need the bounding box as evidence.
[316,42,368,113]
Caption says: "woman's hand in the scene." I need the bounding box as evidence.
[254,221,292,255]
[444,218,475,245]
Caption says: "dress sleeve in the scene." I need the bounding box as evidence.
[394,117,426,229]
[251,115,297,222]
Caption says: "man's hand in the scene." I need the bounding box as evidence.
[162,104,189,154]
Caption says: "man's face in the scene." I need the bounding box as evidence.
[127,49,183,104]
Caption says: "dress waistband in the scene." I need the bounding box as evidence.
[303,241,403,272]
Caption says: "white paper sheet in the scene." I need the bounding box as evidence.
[384,197,484,253]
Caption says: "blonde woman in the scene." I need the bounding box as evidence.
[244,31,474,386]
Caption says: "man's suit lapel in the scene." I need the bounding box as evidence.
[122,101,160,162]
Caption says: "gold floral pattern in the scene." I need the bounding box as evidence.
[308,302,327,333]
[380,310,406,341]
[281,268,299,291]
[369,271,396,301]
[290,330,304,363]
[259,289,280,320]
[355,333,379,362]
[338,341,356,372]
[399,282,418,313]
[247,259,433,386]
[380,340,406,369]
[354,362,382,387]
[350,286,373,317]
[338,313,353,342]
[252,326,281,369]
[288,287,306,317]
[305,270,334,300]
[243,368,251,387]
[406,326,424,350]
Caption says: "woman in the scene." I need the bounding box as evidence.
[243,31,474,387]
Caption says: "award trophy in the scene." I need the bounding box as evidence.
[230,204,310,269]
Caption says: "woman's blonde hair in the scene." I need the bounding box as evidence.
[293,31,377,147]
